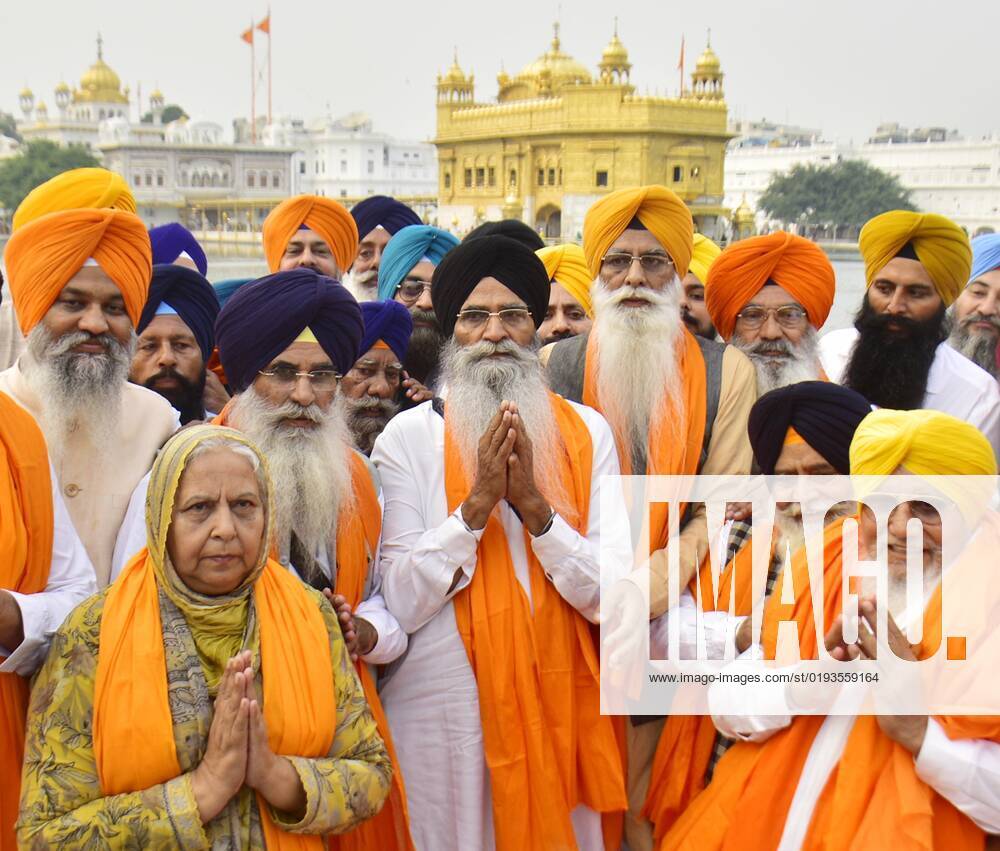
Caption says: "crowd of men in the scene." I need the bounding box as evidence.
[2,165,1000,850]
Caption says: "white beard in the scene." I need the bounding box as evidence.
[440,336,570,516]
[229,386,356,558]
[731,326,822,394]
[590,276,684,467]
[20,325,134,462]
[342,268,379,302]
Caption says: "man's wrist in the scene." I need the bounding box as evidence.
[0,590,24,650]
[461,495,491,531]
[522,497,554,536]
[355,617,378,657]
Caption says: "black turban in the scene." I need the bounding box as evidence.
[748,381,873,475]
[215,268,363,392]
[350,195,421,240]
[464,219,545,251]
[137,264,221,361]
[432,235,550,338]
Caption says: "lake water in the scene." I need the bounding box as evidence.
[205,255,869,334]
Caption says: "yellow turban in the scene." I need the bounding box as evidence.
[858,211,971,307]
[583,185,694,279]
[12,168,136,231]
[687,233,721,285]
[4,209,152,333]
[536,243,593,318]
[262,195,358,274]
[850,409,996,477]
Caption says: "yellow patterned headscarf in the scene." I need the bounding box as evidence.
[12,167,136,231]
[850,409,996,477]
[687,233,722,285]
[145,424,273,681]
[858,211,971,307]
[536,243,593,317]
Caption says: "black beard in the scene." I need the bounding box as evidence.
[843,297,946,410]
[404,309,444,385]
[139,368,207,424]
[541,329,577,346]
[681,309,717,340]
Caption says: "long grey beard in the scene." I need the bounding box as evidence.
[590,277,684,467]
[948,316,1000,378]
[441,337,569,516]
[342,268,379,302]
[343,395,400,455]
[731,326,822,394]
[21,325,134,461]
[230,386,356,559]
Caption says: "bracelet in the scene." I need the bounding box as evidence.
[536,508,556,537]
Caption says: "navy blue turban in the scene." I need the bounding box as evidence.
[148,223,208,276]
[748,381,873,475]
[137,264,220,361]
[360,300,413,362]
[350,195,421,241]
[464,219,545,251]
[215,268,363,392]
[431,235,550,338]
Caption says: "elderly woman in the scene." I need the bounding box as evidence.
[17,425,391,848]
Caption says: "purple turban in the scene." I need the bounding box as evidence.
[359,300,413,362]
[215,269,363,391]
[350,195,422,241]
[148,223,208,276]
[432,235,550,337]
[138,264,221,361]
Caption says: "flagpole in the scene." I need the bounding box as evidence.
[678,35,685,97]
[250,19,256,142]
[267,8,272,125]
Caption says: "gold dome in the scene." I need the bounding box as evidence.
[19,86,33,99]
[36,101,48,114]
[150,87,164,101]
[75,35,129,105]
[733,195,754,224]
[55,81,70,94]
[516,23,592,92]
[695,45,721,74]
[442,50,468,85]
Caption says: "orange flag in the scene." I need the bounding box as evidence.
[240,24,254,44]
[257,14,270,34]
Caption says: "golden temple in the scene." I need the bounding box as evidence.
[434,23,731,241]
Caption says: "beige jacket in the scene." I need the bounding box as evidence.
[0,362,179,586]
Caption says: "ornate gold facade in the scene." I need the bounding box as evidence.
[434,25,732,241]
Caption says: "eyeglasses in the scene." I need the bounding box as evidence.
[257,366,341,391]
[455,307,533,330]
[395,279,432,304]
[346,363,403,387]
[735,305,809,330]
[600,252,675,276]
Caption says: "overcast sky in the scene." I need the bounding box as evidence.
[4,0,998,145]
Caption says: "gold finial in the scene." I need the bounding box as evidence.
[707,27,712,48]
[97,32,103,60]
[613,16,619,37]
[552,21,560,51]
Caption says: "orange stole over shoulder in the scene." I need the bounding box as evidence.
[211,401,413,850]
[642,531,766,842]
[664,514,1000,851]
[93,555,336,850]
[443,393,627,850]
[0,392,54,850]
[582,327,707,550]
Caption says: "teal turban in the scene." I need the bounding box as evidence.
[377,224,459,301]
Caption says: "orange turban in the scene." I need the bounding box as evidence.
[12,167,136,231]
[859,210,971,307]
[536,243,593,317]
[705,231,835,341]
[583,185,694,279]
[4,209,152,333]
[687,233,721,284]
[262,195,359,274]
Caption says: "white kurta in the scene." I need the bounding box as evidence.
[371,399,630,851]
[0,465,96,675]
[819,328,1000,457]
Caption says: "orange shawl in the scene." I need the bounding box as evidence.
[212,401,413,851]
[0,392,53,849]
[443,393,627,850]
[582,327,707,550]
[643,531,768,841]
[94,553,336,850]
[665,514,1000,851]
